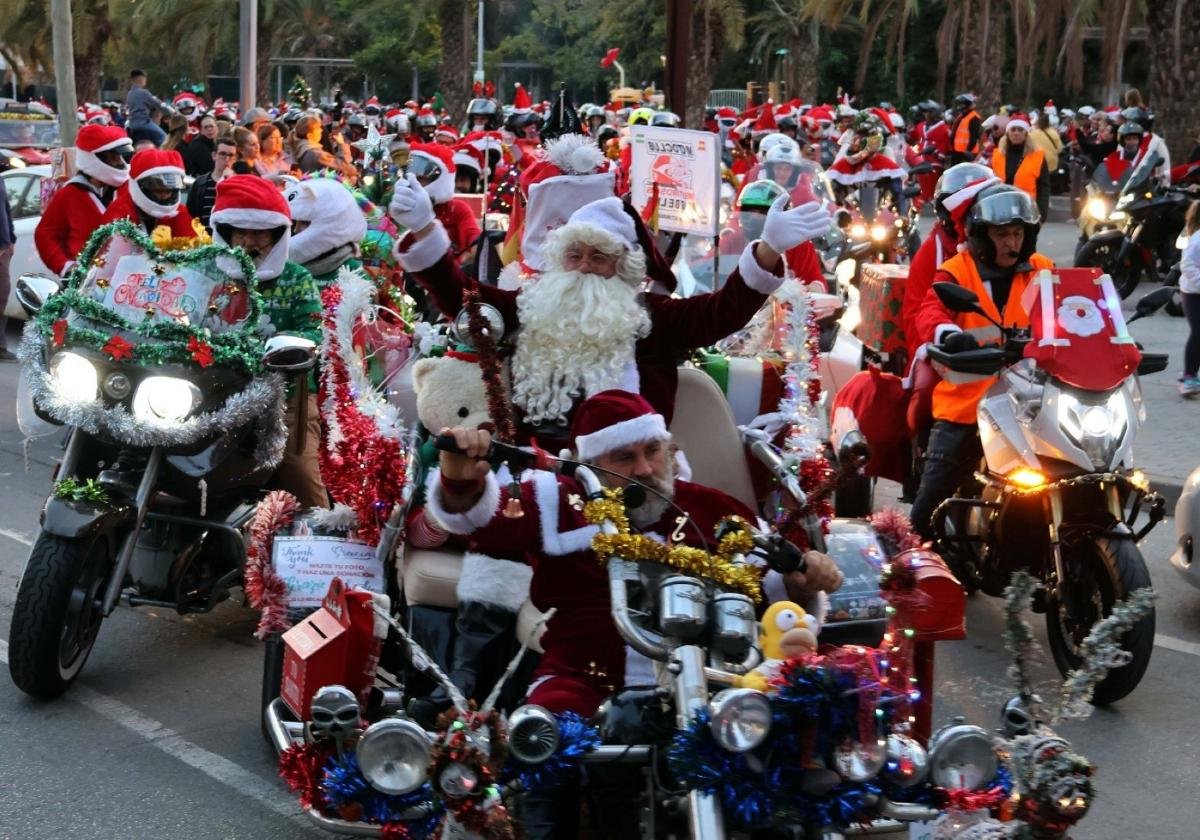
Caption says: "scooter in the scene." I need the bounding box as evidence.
[925,279,1171,704]
[7,228,317,699]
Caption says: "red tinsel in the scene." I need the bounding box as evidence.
[243,489,300,638]
[463,287,515,442]
[867,508,922,558]
[102,334,133,361]
[318,283,409,546]
[279,742,329,811]
[52,319,68,347]
[428,707,515,840]
[380,823,415,840]
[939,783,1009,813]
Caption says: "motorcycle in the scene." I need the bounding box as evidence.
[925,278,1172,704]
[1075,156,1128,245]
[1075,151,1191,298]
[833,176,922,274]
[7,227,317,699]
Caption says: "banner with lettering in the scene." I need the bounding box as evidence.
[630,125,722,236]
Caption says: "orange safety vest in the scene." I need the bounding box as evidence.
[952,111,981,154]
[932,251,1055,424]
[991,146,1044,201]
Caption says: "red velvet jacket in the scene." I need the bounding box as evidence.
[100,186,196,238]
[34,180,109,275]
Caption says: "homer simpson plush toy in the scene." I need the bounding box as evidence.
[738,601,819,692]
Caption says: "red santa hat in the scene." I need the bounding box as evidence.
[172,92,199,112]
[127,148,186,219]
[511,83,533,114]
[751,101,777,136]
[1006,112,1030,132]
[807,105,834,125]
[939,174,1001,241]
[209,174,292,280]
[570,390,669,461]
[452,142,484,174]
[75,124,133,187]
[409,141,457,204]
[434,124,460,144]
[868,107,894,135]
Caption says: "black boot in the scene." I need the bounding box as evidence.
[409,599,516,727]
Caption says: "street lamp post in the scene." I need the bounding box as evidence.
[475,0,486,84]
[50,0,79,145]
[239,0,258,108]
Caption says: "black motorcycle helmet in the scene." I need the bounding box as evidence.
[504,109,540,135]
[467,98,499,130]
[777,115,799,138]
[933,162,993,231]
[965,184,1041,265]
[595,124,619,154]
[953,93,975,114]
[137,171,184,208]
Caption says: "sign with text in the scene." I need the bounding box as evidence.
[629,126,721,237]
[272,536,384,609]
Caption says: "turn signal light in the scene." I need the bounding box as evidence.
[1007,468,1047,489]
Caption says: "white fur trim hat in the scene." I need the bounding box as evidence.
[562,196,637,254]
[209,174,292,280]
[570,389,669,461]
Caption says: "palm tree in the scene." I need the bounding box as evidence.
[1147,0,1200,161]
[436,0,472,117]
[0,0,53,90]
[685,0,746,128]
[747,0,821,102]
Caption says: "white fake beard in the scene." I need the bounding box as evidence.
[510,268,650,425]
[599,456,676,529]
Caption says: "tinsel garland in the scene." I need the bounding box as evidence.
[244,490,301,638]
[279,742,329,811]
[1002,572,1043,722]
[320,754,443,834]
[53,477,108,504]
[502,711,600,791]
[938,765,1013,812]
[583,490,763,601]
[773,282,834,550]
[428,708,516,840]
[318,268,412,546]
[36,221,266,375]
[19,323,289,467]
[463,287,515,442]
[868,509,923,558]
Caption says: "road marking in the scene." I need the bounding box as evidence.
[1155,633,1200,657]
[0,527,32,546]
[0,639,311,829]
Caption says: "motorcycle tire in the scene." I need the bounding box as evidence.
[8,531,114,698]
[834,474,873,518]
[1045,535,1155,706]
[1074,238,1140,299]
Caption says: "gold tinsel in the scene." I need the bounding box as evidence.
[583,490,763,602]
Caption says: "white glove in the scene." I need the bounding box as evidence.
[761,195,831,253]
[388,172,435,232]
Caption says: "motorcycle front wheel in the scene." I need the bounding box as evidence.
[1074,238,1141,298]
[8,531,114,698]
[1045,535,1155,706]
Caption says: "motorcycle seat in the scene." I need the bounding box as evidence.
[402,549,461,609]
[670,367,758,510]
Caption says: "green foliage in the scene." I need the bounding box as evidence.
[53,478,110,505]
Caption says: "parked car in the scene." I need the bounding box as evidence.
[3,164,52,320]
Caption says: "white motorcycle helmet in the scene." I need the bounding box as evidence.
[762,141,803,186]
[757,133,798,163]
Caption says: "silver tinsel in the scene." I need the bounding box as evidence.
[19,322,289,469]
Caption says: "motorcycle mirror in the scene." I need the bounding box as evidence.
[450,303,506,349]
[932,281,986,315]
[1129,285,1175,321]
[15,273,59,317]
[262,335,318,372]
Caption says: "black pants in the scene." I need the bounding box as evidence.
[1183,292,1200,377]
[910,420,982,539]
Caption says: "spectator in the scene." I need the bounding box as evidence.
[255,123,292,178]
[0,175,15,361]
[184,115,218,177]
[293,115,337,173]
[186,135,236,231]
[1027,110,1063,173]
[1179,201,1200,397]
[231,126,262,175]
[124,69,166,146]
[161,114,189,152]
[241,107,271,134]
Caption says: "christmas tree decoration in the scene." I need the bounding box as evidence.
[289,75,313,109]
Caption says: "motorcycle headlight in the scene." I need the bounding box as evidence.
[356,717,432,795]
[835,258,857,289]
[1085,197,1109,221]
[438,761,479,797]
[1178,233,1190,250]
[50,352,99,403]
[708,688,772,753]
[869,224,889,242]
[1107,210,1127,222]
[1057,391,1128,469]
[928,719,998,790]
[849,223,867,240]
[132,376,201,421]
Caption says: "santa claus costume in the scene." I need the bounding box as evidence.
[171,92,205,139]
[405,142,481,262]
[34,124,132,276]
[101,148,196,238]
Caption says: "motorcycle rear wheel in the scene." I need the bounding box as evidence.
[1045,536,1155,706]
[1074,238,1140,299]
[8,531,114,698]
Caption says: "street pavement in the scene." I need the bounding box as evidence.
[0,219,1197,838]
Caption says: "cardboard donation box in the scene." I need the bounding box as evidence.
[280,578,385,719]
[858,263,909,366]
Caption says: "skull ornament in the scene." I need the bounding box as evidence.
[306,684,362,756]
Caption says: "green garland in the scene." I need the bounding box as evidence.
[53,477,109,504]
[34,220,267,374]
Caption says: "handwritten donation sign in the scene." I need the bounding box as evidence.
[273,536,385,608]
[629,126,722,237]
[93,253,251,328]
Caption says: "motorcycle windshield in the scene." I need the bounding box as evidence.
[1022,267,1142,391]
[1089,163,1127,194]
[1119,150,1163,199]
[76,233,254,334]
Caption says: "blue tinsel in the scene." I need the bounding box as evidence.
[320,754,443,836]
[503,711,602,791]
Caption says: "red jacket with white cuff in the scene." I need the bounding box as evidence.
[34,179,110,276]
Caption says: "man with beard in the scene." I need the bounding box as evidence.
[389,180,830,449]
[428,391,842,837]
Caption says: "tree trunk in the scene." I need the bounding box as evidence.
[1147,0,1200,162]
[955,0,1004,111]
[685,3,724,130]
[437,0,472,117]
[854,0,897,94]
[793,23,820,103]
